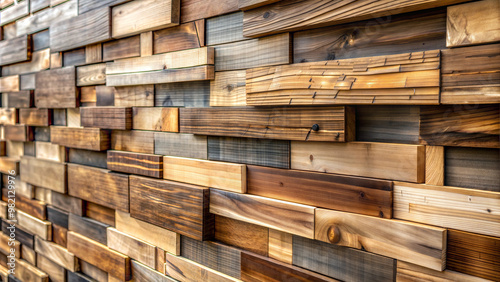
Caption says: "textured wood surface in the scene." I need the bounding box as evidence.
[132,107,179,132]
[130,260,176,282]
[247,165,393,218]
[107,150,163,178]
[155,81,210,107]
[68,213,109,245]
[5,90,34,108]
[0,157,19,174]
[2,49,50,76]
[425,146,444,185]
[36,255,66,282]
[76,63,106,86]
[80,260,108,282]
[86,43,102,64]
[80,107,132,130]
[0,75,19,92]
[103,35,141,61]
[51,192,84,217]
[78,0,130,14]
[35,141,66,163]
[180,0,238,23]
[11,194,46,220]
[35,67,78,108]
[206,12,246,46]
[0,108,17,125]
[111,130,155,154]
[268,229,293,264]
[107,228,156,269]
[112,85,155,107]
[16,0,78,36]
[130,175,213,241]
[19,108,51,127]
[154,21,204,54]
[68,163,129,212]
[4,125,34,142]
[163,156,246,193]
[51,126,110,151]
[215,215,268,256]
[85,202,116,227]
[2,220,34,249]
[165,253,239,282]
[34,237,78,272]
[12,259,48,282]
[141,31,153,57]
[0,233,20,258]
[0,0,29,25]
[0,35,30,66]
[68,148,107,169]
[20,156,67,193]
[154,132,207,159]
[210,70,246,107]
[52,224,68,248]
[397,261,492,282]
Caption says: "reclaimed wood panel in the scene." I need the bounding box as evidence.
[4,125,34,142]
[397,261,492,282]
[20,156,66,193]
[2,49,50,76]
[163,156,246,193]
[210,70,246,106]
[68,148,107,169]
[37,255,66,282]
[76,63,106,86]
[51,126,110,151]
[1,220,34,248]
[215,215,268,256]
[107,228,156,269]
[86,43,102,64]
[111,130,154,154]
[50,192,84,217]
[420,105,500,148]
[291,142,425,183]
[47,206,68,229]
[0,35,31,66]
[12,260,48,282]
[94,86,114,106]
[248,165,392,218]
[238,0,280,10]
[154,132,207,159]
[154,21,204,54]
[35,141,66,163]
[63,48,86,67]
[10,194,46,220]
[80,107,132,130]
[111,85,154,107]
[16,0,78,35]
[0,157,20,174]
[68,213,109,245]
[30,0,50,13]
[180,0,238,23]
[34,237,78,271]
[132,107,178,132]
[50,7,111,52]
[165,253,239,282]
[17,210,51,240]
[211,189,315,238]
[5,91,34,108]
[155,81,210,107]
[67,231,131,281]
[107,150,163,178]
[0,0,29,25]
[131,260,176,282]
[102,35,141,61]
[426,146,444,185]
[0,233,20,258]
[130,175,213,241]
[19,108,51,127]
[35,67,78,108]
[206,12,246,46]
[140,31,153,57]
[79,260,107,282]
[0,75,19,92]
[269,230,293,264]
[78,0,130,14]
[84,202,115,227]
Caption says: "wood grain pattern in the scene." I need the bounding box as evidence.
[12,259,48,282]
[154,21,204,54]
[68,213,109,245]
[52,224,68,248]
[425,146,444,185]
[111,85,155,107]
[111,130,154,154]
[0,75,19,92]
[78,0,130,14]
[210,70,246,106]
[50,7,111,52]
[2,48,50,76]
[130,175,213,241]
[154,132,207,159]
[181,106,352,142]
[163,156,246,193]
[210,189,315,238]
[132,107,179,132]
[107,150,163,178]
[0,108,17,125]
[10,193,46,220]
[62,48,86,67]
[67,231,131,281]
[107,228,156,269]
[268,229,293,264]
[16,0,78,36]
[215,215,268,256]
[0,233,20,258]
[292,141,425,183]
[0,0,29,25]
[35,187,53,205]
[4,125,34,142]
[20,156,67,193]
[238,0,281,10]
[80,260,108,282]
[86,43,102,64]
[34,237,78,272]
[80,107,132,130]
[19,108,51,127]
[37,255,66,282]
[103,35,141,61]
[140,31,153,57]
[17,210,52,240]
[206,12,246,46]
[1,219,34,249]
[35,67,78,108]
[156,248,166,273]
[397,261,492,282]
[21,245,36,266]
[180,0,238,23]
[0,35,31,66]
[84,202,115,227]
[51,192,84,217]
[0,157,22,175]
[165,253,239,282]
[5,90,34,108]
[35,141,66,163]
[155,81,210,107]
[51,126,110,151]
[30,0,50,12]
[76,63,106,86]
[130,260,176,282]
[247,165,393,218]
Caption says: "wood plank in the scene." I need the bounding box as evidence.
[154,132,207,159]
[140,31,153,57]
[5,90,34,108]
[108,85,154,107]
[0,232,20,258]
[111,130,154,154]
[210,189,315,238]
[76,63,106,86]
[268,229,293,264]
[0,108,17,125]
[34,127,50,142]
[78,0,130,14]
[66,271,95,282]
[2,220,35,249]
[51,126,110,151]
[35,141,66,163]
[180,236,241,279]
[12,259,48,282]
[155,248,166,273]
[247,165,393,218]
[34,187,52,205]
[207,12,246,46]
[165,253,239,282]
[102,35,141,61]
[4,125,34,142]
[84,202,115,227]
[50,52,63,69]
[180,0,238,23]
[241,0,469,37]
[47,206,69,229]
[50,7,111,52]
[397,261,492,282]
[34,237,78,272]
[68,163,129,212]
[447,230,500,281]
[130,260,175,282]
[107,150,163,178]
[0,0,29,25]
[21,245,36,266]
[37,254,66,282]
[0,35,31,66]
[180,106,353,142]
[153,21,204,54]
[0,157,22,175]
[291,141,426,183]
[213,33,290,71]
[7,193,46,220]
[95,86,115,106]
[80,260,107,282]
[67,231,131,281]
[2,21,16,40]
[68,213,109,245]
[315,208,446,270]
[15,0,78,35]
[107,228,156,269]
[163,156,246,193]
[293,235,396,281]
[0,0,14,9]
[425,146,444,185]
[111,0,179,38]
[86,43,102,64]
[16,210,51,240]
[155,81,210,107]
[19,108,51,127]
[68,148,107,169]
[420,105,500,148]
[0,75,19,92]
[35,66,78,108]
[394,181,500,237]
[20,156,67,193]
[238,0,281,10]
[215,215,268,256]
[132,107,178,132]
[210,70,246,106]
[51,192,84,217]
[80,107,132,130]
[30,0,50,13]
[4,141,20,157]
[62,48,86,67]
[52,224,68,248]
[32,30,50,51]
[129,175,213,241]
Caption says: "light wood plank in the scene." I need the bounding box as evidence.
[268,229,293,264]
[130,260,175,282]
[132,107,179,132]
[210,70,246,106]
[0,35,31,66]
[76,63,106,86]
[425,146,444,185]
[17,210,52,240]
[111,130,154,154]
[165,253,239,282]
[37,255,66,282]
[20,156,66,193]
[35,141,66,162]
[2,49,50,76]
[0,75,19,92]
[34,237,78,272]
[107,228,156,269]
[13,259,48,282]
[16,0,78,36]
[140,31,153,57]
[0,0,29,25]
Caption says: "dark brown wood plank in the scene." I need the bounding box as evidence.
[47,206,69,229]
[68,148,108,169]
[19,108,51,127]
[51,192,84,217]
[35,66,78,108]
[215,215,268,256]
[51,126,110,151]
[4,124,34,142]
[1,220,34,249]
[102,35,140,61]
[52,224,68,248]
[5,90,34,108]
[154,21,203,54]
[68,213,109,245]
[80,107,132,130]
[63,48,86,67]
[107,150,163,178]
[84,202,115,227]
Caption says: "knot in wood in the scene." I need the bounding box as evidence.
[327,225,341,244]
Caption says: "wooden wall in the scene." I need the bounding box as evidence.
[0,0,499,281]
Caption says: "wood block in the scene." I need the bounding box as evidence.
[107,150,163,178]
[68,148,107,169]
[35,67,78,108]
[0,35,31,66]
[111,0,179,38]
[154,20,204,54]
[155,132,207,159]
[5,90,34,108]
[80,107,132,130]
[132,107,178,132]
[102,35,141,61]
[51,126,110,151]
[0,0,14,9]
[247,165,393,218]
[51,192,84,217]
[425,146,444,185]
[0,0,29,25]
[165,253,239,282]
[203,136,286,168]
[52,224,68,248]
[4,125,33,142]
[20,156,67,193]
[12,260,48,282]
[107,228,156,269]
[31,29,51,51]
[129,175,213,241]
[37,255,66,282]
[215,215,268,256]
[112,85,154,107]
[78,0,130,14]
[1,220,35,249]
[22,245,36,266]
[180,0,238,23]
[206,12,246,46]
[19,73,34,89]
[0,265,7,282]
[447,230,500,281]
[47,206,69,229]
[130,260,175,282]
[111,130,154,154]
[291,141,425,183]
[140,31,153,57]
[66,271,95,282]
[30,0,50,13]
[68,163,129,212]
[68,213,109,245]
[210,70,246,106]
[238,0,281,10]
[293,235,395,281]
[17,210,51,240]
[80,260,107,282]
[211,189,315,238]
[420,105,500,148]
[163,156,246,193]
[16,0,78,35]
[397,261,492,282]
[0,75,19,92]
[2,49,50,76]
[34,127,51,142]
[35,237,78,272]
[0,108,16,125]
[86,43,102,64]
[95,86,115,106]
[4,141,19,157]
[84,202,115,227]
[181,236,241,279]
[50,7,111,52]
[62,48,86,67]
[50,52,63,69]
[34,187,52,205]
[67,231,130,281]
[241,252,337,282]
[394,182,500,237]
[76,63,106,86]
[155,248,166,273]
[0,233,20,258]
[155,81,210,107]
[0,202,6,219]
[7,193,46,220]
[116,210,179,255]
[35,142,66,163]
[80,86,96,103]
[268,229,293,264]
[19,109,51,127]
[441,43,500,104]
[214,33,290,71]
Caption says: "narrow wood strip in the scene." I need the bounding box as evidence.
[34,236,78,272]
[68,213,109,245]
[107,150,163,178]
[80,107,132,130]
[51,126,110,151]
[107,228,156,269]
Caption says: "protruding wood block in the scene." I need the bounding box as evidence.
[0,75,19,92]
[107,151,163,178]
[21,245,36,266]
[425,146,444,185]
[86,43,102,64]
[0,157,19,174]
[80,107,132,130]
[397,261,493,282]
[130,175,213,241]
[35,67,78,108]
[132,107,179,132]
[2,48,50,76]
[0,0,29,25]
[35,237,79,272]
[140,31,153,57]
[0,35,31,66]
[154,21,205,54]
[4,125,34,142]
[165,253,239,282]
[107,228,156,269]
[1,219,35,249]
[215,215,268,256]
[111,130,154,154]
[0,233,20,258]
[16,0,78,36]
[163,156,246,193]
[131,260,175,282]
[20,156,67,193]
[47,206,69,229]
[52,224,68,248]
[17,210,52,240]
[35,141,66,163]
[5,90,34,108]
[103,35,141,61]
[154,132,207,159]
[0,108,16,126]
[68,213,109,245]
[37,255,66,282]
[6,193,46,220]
[76,63,106,86]
[80,260,108,282]
[268,229,293,264]
[19,108,51,127]
[12,259,48,282]
[51,126,110,151]
[51,192,84,217]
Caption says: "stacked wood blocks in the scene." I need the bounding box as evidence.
[0,0,499,281]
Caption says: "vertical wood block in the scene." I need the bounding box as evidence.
[34,237,79,272]
[140,31,153,57]
[210,70,246,107]
[154,132,207,159]
[107,150,163,178]
[20,156,67,193]
[21,245,36,266]
[52,224,68,248]
[268,229,293,264]
[215,215,268,256]
[86,43,102,64]
[132,107,179,132]
[80,107,132,130]
[51,126,110,151]
[426,146,444,185]
[35,67,78,108]
[111,130,155,154]
[107,228,156,269]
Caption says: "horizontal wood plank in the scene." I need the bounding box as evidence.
[17,210,52,240]
[20,156,67,193]
[165,253,239,282]
[19,108,51,127]
[68,213,109,245]
[215,215,268,256]
[102,35,141,61]
[80,107,132,130]
[107,150,163,178]
[16,0,78,35]
[154,21,204,54]
[35,67,78,108]
[34,237,78,271]
[107,228,156,269]
[76,63,106,86]
[132,107,179,132]
[111,130,154,154]
[0,35,31,66]
[154,132,207,159]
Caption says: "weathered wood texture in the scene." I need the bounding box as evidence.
[2,49,50,76]
[131,260,176,282]
[180,0,238,23]
[154,132,207,159]
[36,255,66,282]
[51,126,110,151]
[210,70,246,107]
[154,20,205,54]
[80,107,132,130]
[0,0,29,25]
[19,108,51,127]
[206,12,246,46]
[0,108,17,125]
[78,0,130,14]
[247,51,440,106]
[17,210,52,240]
[5,91,34,108]
[107,150,163,178]
[11,259,48,282]
[129,175,213,241]
[76,63,106,86]
[103,35,141,61]
[0,75,20,92]
[4,125,34,142]
[107,228,156,269]
[34,237,78,272]
[111,130,154,154]
[397,261,492,282]
[426,146,444,185]
[68,213,109,245]
[35,67,78,108]
[155,81,210,107]
[85,202,116,227]
[268,229,293,264]
[51,192,84,216]
[20,156,67,193]
[215,215,268,256]
[16,0,78,36]
[0,35,31,66]
[132,107,179,132]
